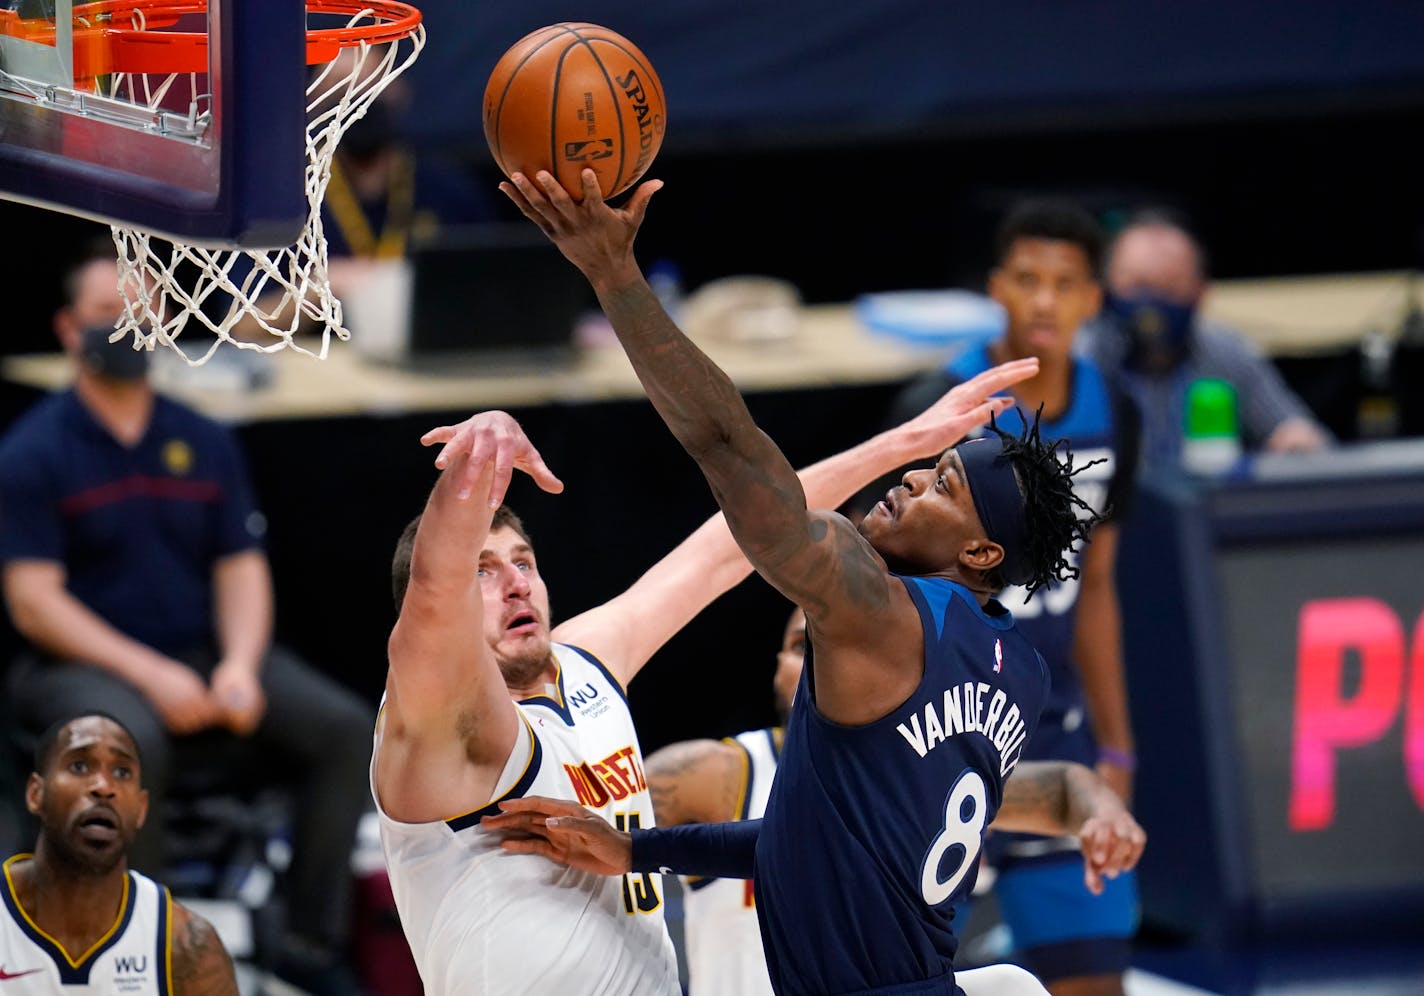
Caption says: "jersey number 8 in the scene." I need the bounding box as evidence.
[920,770,987,907]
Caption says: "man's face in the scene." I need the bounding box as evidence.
[27,716,148,876]
[479,526,554,689]
[772,608,806,725]
[988,237,1101,365]
[857,447,994,577]
[59,260,126,349]
[1106,224,1204,306]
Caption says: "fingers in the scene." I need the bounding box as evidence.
[964,358,1038,399]
[488,441,516,509]
[1083,861,1104,896]
[497,795,592,819]
[425,413,562,502]
[516,445,565,495]
[1078,817,1147,894]
[623,178,664,224]
[458,430,496,502]
[481,810,548,834]
[499,836,562,861]
[977,356,1039,386]
[499,176,553,236]
[421,425,457,447]
[576,168,604,207]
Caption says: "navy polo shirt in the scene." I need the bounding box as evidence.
[0,389,264,654]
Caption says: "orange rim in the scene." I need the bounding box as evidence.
[17,1,424,76]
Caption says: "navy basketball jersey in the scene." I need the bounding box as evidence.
[754,578,1048,995]
[946,345,1136,767]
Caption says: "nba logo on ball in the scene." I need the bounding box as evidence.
[483,23,668,200]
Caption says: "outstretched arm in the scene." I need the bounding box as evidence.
[553,353,1036,685]
[507,170,1018,671]
[992,761,1146,894]
[483,795,760,880]
[378,412,563,823]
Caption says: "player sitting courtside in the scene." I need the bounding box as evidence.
[1,713,237,996]
[489,167,1146,995]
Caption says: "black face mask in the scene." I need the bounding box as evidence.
[1105,290,1198,373]
[80,324,150,381]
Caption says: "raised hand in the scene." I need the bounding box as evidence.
[500,169,661,288]
[481,795,633,876]
[900,357,1040,452]
[421,411,564,506]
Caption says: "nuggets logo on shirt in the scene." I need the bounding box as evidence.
[161,438,194,476]
[563,743,647,807]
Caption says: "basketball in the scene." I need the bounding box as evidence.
[483,23,667,200]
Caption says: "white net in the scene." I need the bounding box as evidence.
[109,4,425,364]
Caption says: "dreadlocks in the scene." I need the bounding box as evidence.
[984,407,1106,596]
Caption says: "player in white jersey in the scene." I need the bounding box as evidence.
[645,608,803,996]
[2,714,236,996]
[372,360,1041,995]
[371,641,675,996]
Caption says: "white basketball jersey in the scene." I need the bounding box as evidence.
[372,643,679,996]
[680,727,782,996]
[1,856,172,996]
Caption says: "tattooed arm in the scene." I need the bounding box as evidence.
[170,902,238,996]
[645,739,748,826]
[993,761,1146,894]
[503,171,1018,723]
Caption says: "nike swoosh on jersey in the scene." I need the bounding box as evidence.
[0,966,43,981]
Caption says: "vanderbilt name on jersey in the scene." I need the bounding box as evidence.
[1,856,173,995]
[371,643,678,996]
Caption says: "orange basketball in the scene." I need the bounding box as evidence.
[483,22,667,200]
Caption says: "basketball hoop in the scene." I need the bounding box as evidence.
[69,1,427,363]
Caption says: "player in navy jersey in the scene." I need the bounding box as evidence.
[867,199,1141,995]
[491,170,1146,995]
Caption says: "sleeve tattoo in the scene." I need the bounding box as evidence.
[172,908,239,996]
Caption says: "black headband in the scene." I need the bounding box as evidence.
[958,436,1031,586]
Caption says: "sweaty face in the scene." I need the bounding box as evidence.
[772,608,806,725]
[858,448,990,577]
[479,526,554,689]
[988,237,1101,365]
[1106,224,1204,306]
[29,717,148,876]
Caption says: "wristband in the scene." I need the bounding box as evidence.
[1097,747,1137,772]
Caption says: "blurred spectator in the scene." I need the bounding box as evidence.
[0,240,372,994]
[320,49,498,300]
[1081,208,1331,471]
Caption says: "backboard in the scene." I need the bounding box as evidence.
[0,0,306,248]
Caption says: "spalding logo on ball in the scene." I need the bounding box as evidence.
[483,22,667,200]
